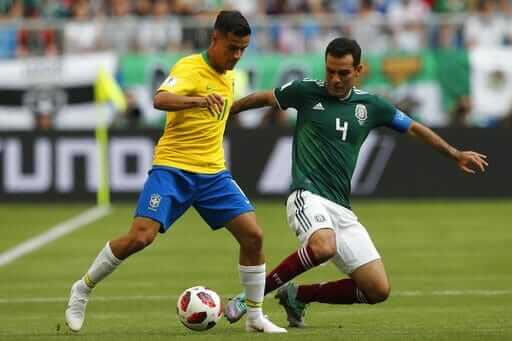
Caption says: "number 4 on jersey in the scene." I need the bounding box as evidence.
[336,118,348,141]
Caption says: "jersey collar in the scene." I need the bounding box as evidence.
[201,50,224,74]
[324,86,353,101]
[338,88,353,102]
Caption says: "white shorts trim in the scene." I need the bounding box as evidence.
[286,189,380,274]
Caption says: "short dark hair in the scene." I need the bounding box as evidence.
[214,10,251,37]
[325,38,361,67]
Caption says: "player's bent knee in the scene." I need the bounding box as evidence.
[240,228,263,253]
[366,284,391,304]
[309,238,336,262]
[308,229,336,262]
[128,221,158,252]
[311,244,336,262]
[130,232,155,251]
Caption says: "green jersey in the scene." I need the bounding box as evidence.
[274,78,400,209]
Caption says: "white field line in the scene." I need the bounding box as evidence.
[1,289,512,304]
[0,206,111,267]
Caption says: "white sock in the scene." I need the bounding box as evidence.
[82,242,122,289]
[239,264,265,321]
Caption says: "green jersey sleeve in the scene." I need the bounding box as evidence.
[373,96,398,127]
[273,80,305,110]
[372,95,414,133]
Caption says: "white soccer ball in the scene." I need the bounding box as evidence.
[176,286,222,331]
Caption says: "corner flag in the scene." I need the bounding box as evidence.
[94,67,127,208]
[94,67,127,112]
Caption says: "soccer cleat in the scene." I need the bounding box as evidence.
[65,279,91,332]
[275,282,307,328]
[224,293,247,323]
[245,314,287,333]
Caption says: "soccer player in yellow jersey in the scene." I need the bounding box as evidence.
[65,11,286,334]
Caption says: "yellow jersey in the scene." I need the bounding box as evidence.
[153,52,234,174]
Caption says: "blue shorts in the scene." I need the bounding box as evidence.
[134,166,254,233]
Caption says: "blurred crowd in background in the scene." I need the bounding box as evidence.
[1,0,512,131]
[1,0,512,57]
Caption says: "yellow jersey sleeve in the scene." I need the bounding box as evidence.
[157,63,199,96]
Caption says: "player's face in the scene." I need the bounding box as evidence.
[325,54,362,98]
[212,31,250,71]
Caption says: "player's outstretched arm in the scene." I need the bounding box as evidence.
[230,91,277,115]
[407,121,488,174]
[154,91,223,114]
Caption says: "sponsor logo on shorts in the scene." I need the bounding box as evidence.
[149,193,161,211]
[314,214,326,223]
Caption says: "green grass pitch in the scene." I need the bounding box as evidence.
[1,200,511,340]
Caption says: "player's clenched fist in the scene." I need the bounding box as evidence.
[201,93,223,115]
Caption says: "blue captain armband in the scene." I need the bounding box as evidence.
[389,109,414,133]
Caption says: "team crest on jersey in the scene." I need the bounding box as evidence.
[149,193,161,211]
[355,104,368,125]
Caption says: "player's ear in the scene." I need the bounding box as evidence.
[355,63,364,76]
[211,30,225,45]
[212,30,219,44]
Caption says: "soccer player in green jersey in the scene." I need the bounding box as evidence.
[224,37,488,327]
